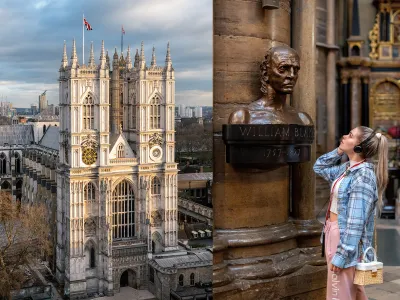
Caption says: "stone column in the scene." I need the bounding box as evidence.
[361,76,369,126]
[326,0,338,150]
[213,1,326,299]
[351,72,362,129]
[291,0,317,221]
[340,70,350,136]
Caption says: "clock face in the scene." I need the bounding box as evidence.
[149,146,163,161]
[82,147,97,165]
[153,148,161,158]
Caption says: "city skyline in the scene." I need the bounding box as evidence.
[0,0,212,108]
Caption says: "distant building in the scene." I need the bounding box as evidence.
[177,105,204,118]
[47,104,54,114]
[0,101,13,117]
[38,91,47,112]
[31,105,38,115]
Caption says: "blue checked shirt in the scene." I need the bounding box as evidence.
[313,148,378,268]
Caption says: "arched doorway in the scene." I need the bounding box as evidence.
[151,231,163,254]
[120,269,137,288]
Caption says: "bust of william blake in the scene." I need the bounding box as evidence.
[228,45,313,126]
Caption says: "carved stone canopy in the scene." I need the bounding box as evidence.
[151,210,163,227]
[85,218,96,236]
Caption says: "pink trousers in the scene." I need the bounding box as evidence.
[324,220,368,300]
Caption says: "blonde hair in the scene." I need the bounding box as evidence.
[357,126,389,210]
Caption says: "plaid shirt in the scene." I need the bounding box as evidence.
[313,148,378,268]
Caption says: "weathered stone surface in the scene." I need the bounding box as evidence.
[213,0,321,299]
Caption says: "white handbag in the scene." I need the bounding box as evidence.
[353,246,383,286]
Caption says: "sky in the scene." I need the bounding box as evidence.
[0,0,212,108]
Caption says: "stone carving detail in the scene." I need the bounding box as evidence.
[369,14,379,60]
[112,256,146,268]
[81,134,98,165]
[148,133,163,148]
[85,217,96,236]
[151,210,163,227]
[81,134,98,149]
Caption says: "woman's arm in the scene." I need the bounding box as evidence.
[331,169,377,268]
[313,148,344,183]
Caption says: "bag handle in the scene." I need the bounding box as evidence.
[362,246,378,263]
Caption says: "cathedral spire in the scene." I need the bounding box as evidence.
[113,47,119,71]
[165,42,172,70]
[151,46,156,67]
[139,41,146,70]
[99,40,106,69]
[70,38,79,68]
[126,45,132,70]
[106,50,110,69]
[88,41,95,67]
[61,40,68,69]
[134,49,139,68]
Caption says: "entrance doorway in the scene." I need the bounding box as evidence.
[120,269,137,288]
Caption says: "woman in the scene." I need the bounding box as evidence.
[313,126,388,300]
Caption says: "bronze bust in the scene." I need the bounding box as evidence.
[228,45,313,125]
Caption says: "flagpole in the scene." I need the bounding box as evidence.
[121,26,123,54]
[83,13,85,65]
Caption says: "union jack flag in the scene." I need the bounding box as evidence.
[84,18,93,30]
[122,25,125,35]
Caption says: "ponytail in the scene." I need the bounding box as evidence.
[375,135,388,211]
[357,126,389,211]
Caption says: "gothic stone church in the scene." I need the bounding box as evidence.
[5,39,211,299]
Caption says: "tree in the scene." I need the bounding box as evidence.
[0,192,51,299]
[175,123,212,164]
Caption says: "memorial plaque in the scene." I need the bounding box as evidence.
[223,124,314,165]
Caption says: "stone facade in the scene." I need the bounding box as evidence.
[0,125,34,202]
[53,39,178,299]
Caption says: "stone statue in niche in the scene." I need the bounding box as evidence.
[228,45,313,126]
[85,218,96,236]
[151,210,163,227]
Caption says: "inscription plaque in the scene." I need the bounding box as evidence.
[223,124,314,165]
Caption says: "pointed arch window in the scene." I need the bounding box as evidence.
[15,152,21,174]
[132,106,137,129]
[151,176,161,195]
[150,96,161,129]
[0,153,6,175]
[90,247,95,268]
[84,182,96,215]
[117,143,124,158]
[112,180,135,240]
[190,273,195,286]
[83,95,94,130]
[84,182,96,201]
[1,181,11,190]
[179,274,184,286]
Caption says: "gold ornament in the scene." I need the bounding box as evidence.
[82,147,97,165]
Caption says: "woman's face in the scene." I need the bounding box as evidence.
[339,128,362,154]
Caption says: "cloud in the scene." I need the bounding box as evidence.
[0,0,212,108]
[175,90,212,106]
